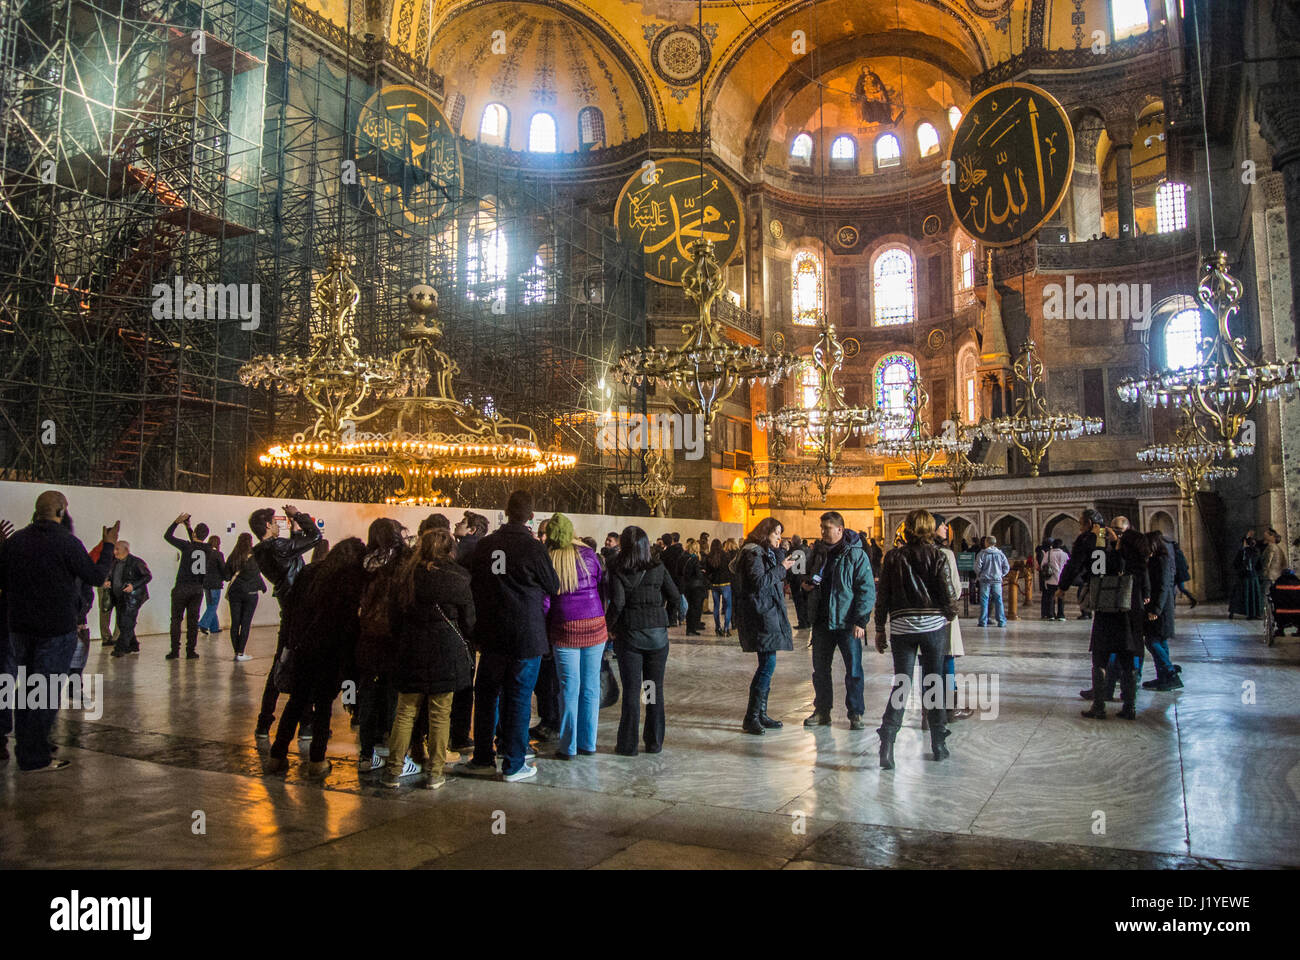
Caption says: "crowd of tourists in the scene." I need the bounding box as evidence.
[0,486,1289,777]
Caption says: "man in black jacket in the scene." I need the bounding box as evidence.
[107,541,151,658]
[163,513,221,660]
[661,534,684,626]
[462,490,560,782]
[0,491,118,771]
[1057,508,1106,622]
[249,504,321,740]
[454,512,488,565]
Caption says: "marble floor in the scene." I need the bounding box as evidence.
[2,601,1298,869]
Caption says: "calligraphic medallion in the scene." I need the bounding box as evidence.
[835,224,859,248]
[615,157,743,286]
[354,84,462,238]
[945,82,1073,248]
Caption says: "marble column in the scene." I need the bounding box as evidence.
[1106,117,1137,240]
[1256,86,1300,345]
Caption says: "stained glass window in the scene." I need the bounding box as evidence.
[801,361,820,409]
[1112,0,1149,40]
[873,247,915,325]
[528,112,557,153]
[467,203,506,303]
[875,133,901,168]
[947,105,962,131]
[480,103,508,145]
[875,353,917,440]
[792,250,823,326]
[917,122,941,157]
[1164,308,1203,371]
[791,132,813,166]
[958,345,978,423]
[1156,182,1188,233]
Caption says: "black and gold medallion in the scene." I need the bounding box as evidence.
[354,84,462,237]
[945,82,1074,247]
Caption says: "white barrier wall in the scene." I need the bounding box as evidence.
[0,480,742,638]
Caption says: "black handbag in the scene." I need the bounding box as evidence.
[1090,574,1134,614]
[599,646,620,708]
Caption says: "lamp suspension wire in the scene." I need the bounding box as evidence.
[1189,0,1217,250]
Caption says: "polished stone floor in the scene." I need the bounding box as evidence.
[2,600,1297,869]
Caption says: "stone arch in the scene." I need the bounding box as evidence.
[990,513,1032,559]
[1044,512,1079,545]
[1148,510,1177,539]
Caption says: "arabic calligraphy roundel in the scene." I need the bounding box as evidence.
[615,158,744,286]
[945,82,1074,248]
[354,84,462,238]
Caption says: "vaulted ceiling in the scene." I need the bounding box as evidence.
[305,1,1156,158]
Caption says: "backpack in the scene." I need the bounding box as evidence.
[359,565,398,643]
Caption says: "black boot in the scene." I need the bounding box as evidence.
[877,725,898,769]
[1081,664,1107,718]
[758,691,783,728]
[930,722,950,761]
[1118,667,1137,719]
[742,689,765,735]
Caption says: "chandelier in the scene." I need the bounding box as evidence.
[239,251,406,442]
[1116,251,1299,456]
[876,374,971,485]
[241,258,576,503]
[618,450,685,516]
[932,413,1004,502]
[1138,408,1246,502]
[981,339,1103,477]
[614,238,798,442]
[757,317,899,501]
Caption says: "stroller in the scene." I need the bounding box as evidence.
[1265,572,1300,647]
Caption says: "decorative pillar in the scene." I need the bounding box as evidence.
[1071,117,1105,240]
[1257,83,1300,347]
[1107,118,1137,240]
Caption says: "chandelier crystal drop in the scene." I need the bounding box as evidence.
[1116,251,1299,456]
[981,338,1103,477]
[614,238,799,442]
[932,412,1004,502]
[875,374,972,485]
[1136,408,1244,501]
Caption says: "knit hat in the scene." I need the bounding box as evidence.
[547,512,575,549]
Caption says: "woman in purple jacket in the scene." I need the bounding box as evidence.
[543,513,608,759]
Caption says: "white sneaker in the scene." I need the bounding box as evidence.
[502,763,538,783]
[234,654,252,662]
[358,754,384,773]
[401,756,422,776]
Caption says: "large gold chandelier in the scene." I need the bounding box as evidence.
[1138,408,1245,502]
[618,450,686,516]
[981,339,1103,477]
[876,374,972,485]
[932,413,1004,502]
[1117,251,1299,456]
[614,238,798,441]
[757,317,898,501]
[240,255,576,503]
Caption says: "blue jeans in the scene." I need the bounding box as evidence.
[473,652,541,775]
[198,588,222,632]
[978,581,1005,625]
[554,644,602,755]
[711,585,732,632]
[811,626,865,716]
[750,650,777,697]
[1146,637,1176,682]
[8,630,78,770]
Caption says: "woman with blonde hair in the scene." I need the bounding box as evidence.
[681,538,710,636]
[543,513,608,759]
[384,529,475,789]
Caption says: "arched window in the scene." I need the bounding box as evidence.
[1111,0,1149,40]
[947,105,963,131]
[522,243,555,305]
[479,103,508,145]
[875,133,901,169]
[800,360,820,409]
[874,352,918,440]
[467,201,507,303]
[957,345,978,423]
[578,107,605,149]
[790,132,813,167]
[872,247,915,325]
[791,249,823,326]
[1163,308,1203,371]
[830,135,856,171]
[917,122,941,158]
[1155,182,1188,233]
[957,245,975,291]
[528,112,558,153]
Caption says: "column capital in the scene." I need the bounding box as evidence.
[1256,82,1300,170]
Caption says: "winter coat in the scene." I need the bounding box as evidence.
[355,545,410,679]
[468,522,560,659]
[224,556,267,599]
[805,531,875,632]
[606,561,680,649]
[392,561,475,695]
[874,539,960,631]
[109,554,152,605]
[289,555,367,688]
[0,519,113,637]
[1145,537,1177,641]
[1088,544,1149,656]
[252,512,321,598]
[733,542,793,653]
[544,544,606,625]
[975,546,1010,583]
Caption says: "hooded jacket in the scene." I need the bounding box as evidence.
[733,542,793,652]
[805,530,876,632]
